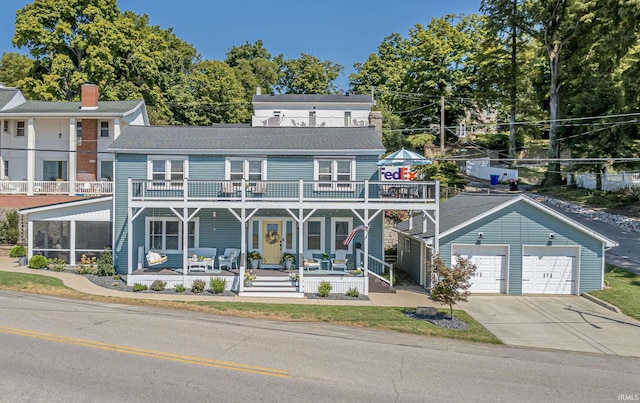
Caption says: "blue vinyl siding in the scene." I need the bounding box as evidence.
[189,156,225,180]
[440,201,604,294]
[398,234,423,285]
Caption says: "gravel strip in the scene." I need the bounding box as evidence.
[305,293,369,300]
[404,311,468,330]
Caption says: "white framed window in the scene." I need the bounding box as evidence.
[309,110,316,127]
[331,217,352,253]
[16,121,25,137]
[3,120,8,132]
[100,160,113,180]
[147,156,187,188]
[304,217,325,253]
[225,158,266,189]
[76,121,82,145]
[344,111,351,127]
[3,160,8,178]
[146,217,198,252]
[313,159,355,191]
[100,121,109,138]
[404,238,411,253]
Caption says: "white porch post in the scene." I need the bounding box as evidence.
[68,118,77,196]
[0,119,4,179]
[26,118,35,195]
[363,210,369,279]
[298,208,304,293]
[182,206,188,286]
[127,182,133,277]
[239,208,246,293]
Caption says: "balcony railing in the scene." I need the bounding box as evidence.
[129,179,438,203]
[0,181,112,196]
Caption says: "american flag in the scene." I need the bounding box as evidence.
[343,225,369,245]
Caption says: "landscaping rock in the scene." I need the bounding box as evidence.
[416,306,438,316]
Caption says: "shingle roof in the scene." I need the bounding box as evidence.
[0,88,21,110]
[395,193,520,238]
[0,99,144,115]
[109,125,385,155]
[252,94,374,104]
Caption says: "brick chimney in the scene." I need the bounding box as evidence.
[81,83,99,110]
[369,110,383,139]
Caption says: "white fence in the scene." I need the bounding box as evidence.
[465,158,519,181]
[569,172,640,192]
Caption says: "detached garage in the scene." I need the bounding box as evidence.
[394,193,617,295]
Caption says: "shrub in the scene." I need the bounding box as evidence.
[0,210,19,244]
[345,287,360,298]
[113,274,120,280]
[318,280,332,297]
[209,277,227,294]
[133,283,148,292]
[175,284,186,293]
[95,248,115,277]
[47,257,66,272]
[77,254,97,274]
[28,255,49,269]
[9,245,26,258]
[150,280,166,291]
[191,279,206,293]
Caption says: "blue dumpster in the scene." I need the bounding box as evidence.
[490,175,500,185]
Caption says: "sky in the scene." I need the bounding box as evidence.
[0,0,481,91]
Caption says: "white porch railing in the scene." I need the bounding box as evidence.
[0,180,112,195]
[358,250,394,287]
[570,172,640,192]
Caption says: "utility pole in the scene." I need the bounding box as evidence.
[440,95,445,154]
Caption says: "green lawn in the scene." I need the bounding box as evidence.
[590,265,640,321]
[0,271,500,344]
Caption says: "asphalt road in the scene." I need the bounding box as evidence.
[1,291,638,402]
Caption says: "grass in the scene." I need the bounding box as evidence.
[0,271,500,344]
[590,265,640,321]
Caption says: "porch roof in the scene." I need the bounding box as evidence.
[110,126,385,155]
[0,99,145,116]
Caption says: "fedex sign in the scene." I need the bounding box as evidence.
[380,166,417,181]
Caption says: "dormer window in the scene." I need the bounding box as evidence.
[344,111,351,127]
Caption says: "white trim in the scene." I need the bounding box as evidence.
[304,217,325,253]
[452,244,509,294]
[19,196,112,214]
[147,156,188,189]
[522,245,580,295]
[144,216,199,253]
[330,216,353,254]
[248,217,297,254]
[313,158,356,191]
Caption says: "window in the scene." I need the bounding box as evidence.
[43,161,67,181]
[314,159,355,191]
[100,121,109,137]
[304,218,325,252]
[309,111,316,127]
[100,160,113,180]
[3,120,8,132]
[331,217,352,253]
[226,159,265,189]
[148,157,187,187]
[146,217,198,252]
[16,121,25,137]
[344,111,351,127]
[404,238,411,253]
[3,160,8,178]
[76,121,82,145]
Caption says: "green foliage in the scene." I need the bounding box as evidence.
[345,287,360,298]
[414,161,466,189]
[0,210,20,245]
[281,252,295,263]
[209,277,227,294]
[174,284,186,293]
[77,254,97,274]
[150,280,166,291]
[0,52,34,88]
[47,258,66,272]
[95,248,115,277]
[318,281,332,297]
[247,251,262,261]
[28,255,49,269]
[276,53,343,94]
[429,254,477,319]
[133,283,148,292]
[9,245,26,258]
[191,279,206,293]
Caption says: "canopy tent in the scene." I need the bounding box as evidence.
[377,148,432,166]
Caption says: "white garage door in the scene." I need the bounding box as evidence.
[522,246,576,294]
[452,245,507,293]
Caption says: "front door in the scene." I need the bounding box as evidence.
[262,220,282,265]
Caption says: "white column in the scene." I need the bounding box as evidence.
[26,118,35,195]
[183,207,188,286]
[298,208,304,293]
[68,118,77,196]
[0,119,4,179]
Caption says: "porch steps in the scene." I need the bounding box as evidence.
[369,276,396,293]
[239,276,304,298]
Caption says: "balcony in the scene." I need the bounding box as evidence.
[129,179,438,207]
[0,180,113,196]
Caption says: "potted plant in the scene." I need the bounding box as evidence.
[281,252,295,269]
[244,270,257,286]
[9,245,27,266]
[247,250,262,269]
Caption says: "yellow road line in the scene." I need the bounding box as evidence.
[0,326,288,377]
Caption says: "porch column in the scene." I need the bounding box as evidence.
[239,208,246,293]
[182,207,188,286]
[26,118,35,195]
[0,119,4,179]
[68,118,77,196]
[127,203,133,277]
[298,208,304,293]
[363,210,369,278]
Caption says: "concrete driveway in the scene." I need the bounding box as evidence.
[460,296,640,357]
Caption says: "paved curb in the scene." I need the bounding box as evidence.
[581,293,622,314]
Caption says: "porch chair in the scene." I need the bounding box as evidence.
[303,251,320,271]
[218,248,239,270]
[221,182,235,195]
[252,182,267,195]
[331,250,348,271]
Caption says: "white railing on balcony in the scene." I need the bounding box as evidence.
[129,179,438,204]
[0,180,112,196]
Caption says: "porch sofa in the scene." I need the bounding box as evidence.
[187,247,218,272]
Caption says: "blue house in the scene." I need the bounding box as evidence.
[109,125,439,297]
[394,193,617,295]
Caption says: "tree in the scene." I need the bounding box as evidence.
[429,254,477,319]
[276,53,343,94]
[413,161,467,189]
[407,133,436,158]
[0,52,34,89]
